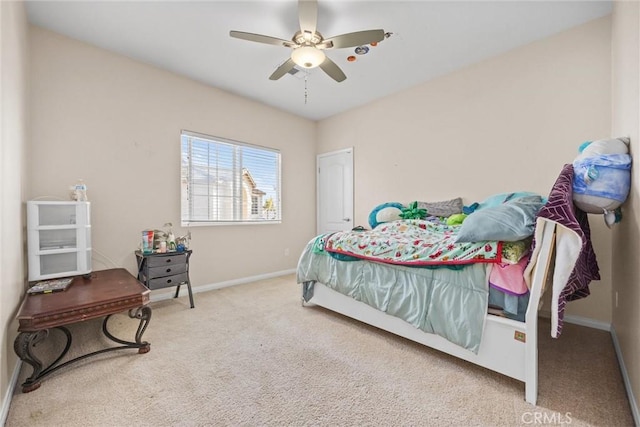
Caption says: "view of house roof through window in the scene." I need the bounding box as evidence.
[181,130,281,225]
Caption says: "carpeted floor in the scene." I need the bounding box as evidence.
[6,274,634,426]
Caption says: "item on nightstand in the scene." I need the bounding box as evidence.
[168,235,176,251]
[175,230,191,250]
[152,229,167,249]
[142,230,154,254]
[165,222,177,251]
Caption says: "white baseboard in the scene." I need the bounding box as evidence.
[559,313,611,331]
[150,269,296,303]
[1,360,22,426]
[611,326,640,427]
[538,311,611,331]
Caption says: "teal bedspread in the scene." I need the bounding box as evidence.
[297,236,490,353]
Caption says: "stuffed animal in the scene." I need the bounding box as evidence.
[446,213,467,226]
[399,201,427,220]
[572,137,632,220]
[368,202,404,229]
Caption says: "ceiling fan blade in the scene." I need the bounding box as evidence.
[269,58,296,81]
[320,29,385,49]
[298,0,318,37]
[230,31,296,48]
[319,57,346,83]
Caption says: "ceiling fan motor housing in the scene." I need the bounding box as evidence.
[293,30,324,46]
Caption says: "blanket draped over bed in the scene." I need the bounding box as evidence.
[298,235,490,353]
[524,164,600,337]
[323,219,503,265]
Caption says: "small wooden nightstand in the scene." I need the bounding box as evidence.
[135,250,194,308]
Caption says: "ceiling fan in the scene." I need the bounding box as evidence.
[229,0,385,83]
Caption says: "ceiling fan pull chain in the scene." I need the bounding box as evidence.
[304,74,308,105]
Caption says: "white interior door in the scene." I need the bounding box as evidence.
[317,148,354,235]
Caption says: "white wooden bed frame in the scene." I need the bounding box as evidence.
[302,221,556,405]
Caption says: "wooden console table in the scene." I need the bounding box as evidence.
[14,268,152,392]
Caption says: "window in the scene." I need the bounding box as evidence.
[181,130,281,225]
[251,196,259,215]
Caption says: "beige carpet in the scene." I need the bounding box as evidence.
[6,274,634,426]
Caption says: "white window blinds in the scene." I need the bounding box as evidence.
[181,130,281,225]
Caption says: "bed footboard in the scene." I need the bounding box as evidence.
[524,220,557,404]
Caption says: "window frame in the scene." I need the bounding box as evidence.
[180,130,282,226]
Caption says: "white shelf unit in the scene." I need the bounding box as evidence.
[27,201,92,281]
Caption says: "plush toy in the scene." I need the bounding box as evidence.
[399,201,427,220]
[572,137,632,221]
[368,202,404,229]
[446,213,467,226]
[577,138,629,158]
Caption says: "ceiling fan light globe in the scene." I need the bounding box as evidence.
[291,46,325,69]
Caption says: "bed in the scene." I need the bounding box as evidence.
[297,164,599,405]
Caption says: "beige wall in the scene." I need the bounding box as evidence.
[611,1,640,420]
[0,0,28,418]
[28,26,317,286]
[318,17,613,323]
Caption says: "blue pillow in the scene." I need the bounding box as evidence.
[476,191,543,211]
[455,196,544,243]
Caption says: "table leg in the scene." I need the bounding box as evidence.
[186,282,195,309]
[14,327,72,393]
[173,283,195,309]
[102,306,152,354]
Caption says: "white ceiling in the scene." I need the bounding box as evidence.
[25,1,612,121]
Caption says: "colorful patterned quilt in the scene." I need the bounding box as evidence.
[324,219,503,266]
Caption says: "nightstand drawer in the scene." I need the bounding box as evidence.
[147,272,189,290]
[148,263,187,279]
[146,253,188,268]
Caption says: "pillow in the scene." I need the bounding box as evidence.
[368,202,404,229]
[455,196,544,243]
[416,197,463,218]
[476,192,542,211]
